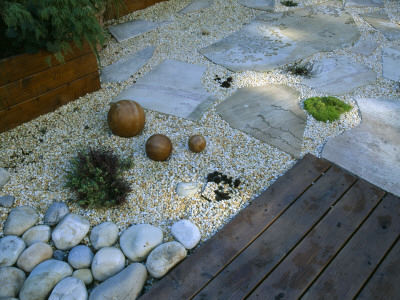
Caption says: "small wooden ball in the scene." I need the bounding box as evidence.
[146,134,173,161]
[107,100,145,137]
[188,135,206,153]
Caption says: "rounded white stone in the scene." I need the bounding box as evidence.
[48,276,87,300]
[90,222,119,250]
[91,247,125,282]
[0,235,26,267]
[22,225,51,247]
[52,214,90,250]
[17,242,53,272]
[171,220,201,250]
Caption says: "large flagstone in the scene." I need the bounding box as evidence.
[322,98,400,197]
[112,59,216,121]
[179,0,214,14]
[361,10,400,41]
[301,56,376,95]
[238,0,274,11]
[216,85,306,157]
[349,40,378,56]
[100,47,155,83]
[382,45,400,82]
[198,4,360,72]
[108,20,171,42]
[345,0,383,7]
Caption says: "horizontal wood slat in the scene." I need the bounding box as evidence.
[105,0,168,20]
[0,42,93,85]
[0,52,98,110]
[0,72,100,133]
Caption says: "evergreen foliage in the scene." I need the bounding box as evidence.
[303,96,352,122]
[0,0,107,62]
[281,0,298,6]
[65,147,133,208]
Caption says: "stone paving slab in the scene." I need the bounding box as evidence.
[108,20,171,42]
[179,0,214,14]
[301,56,376,95]
[322,97,400,197]
[345,0,383,7]
[198,4,360,72]
[349,40,379,56]
[238,0,274,11]
[112,59,216,121]
[382,45,400,82]
[216,85,306,157]
[100,47,155,83]
[361,10,400,41]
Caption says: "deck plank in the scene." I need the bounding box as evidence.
[139,154,331,299]
[193,165,356,299]
[301,193,400,300]
[356,237,400,300]
[247,179,386,300]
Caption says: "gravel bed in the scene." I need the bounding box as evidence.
[0,0,399,286]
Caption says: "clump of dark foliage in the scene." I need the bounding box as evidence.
[285,62,314,78]
[206,171,241,201]
[66,147,133,208]
[281,0,298,7]
[214,75,233,88]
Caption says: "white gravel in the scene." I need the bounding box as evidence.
[1,0,399,265]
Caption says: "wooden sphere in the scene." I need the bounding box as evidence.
[107,100,145,137]
[145,134,173,161]
[188,135,206,153]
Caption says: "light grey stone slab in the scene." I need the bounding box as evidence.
[350,40,379,56]
[238,0,274,11]
[100,47,155,83]
[322,97,400,197]
[108,20,171,42]
[345,0,383,7]
[199,4,360,72]
[302,56,376,95]
[216,85,306,157]
[382,45,400,82]
[179,0,214,14]
[113,59,216,121]
[362,10,400,41]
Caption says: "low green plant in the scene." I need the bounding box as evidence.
[0,0,107,63]
[65,147,132,208]
[286,62,314,77]
[303,96,352,122]
[281,0,298,7]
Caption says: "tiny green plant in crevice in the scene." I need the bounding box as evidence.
[281,0,298,7]
[285,62,314,78]
[303,96,352,122]
[65,147,133,208]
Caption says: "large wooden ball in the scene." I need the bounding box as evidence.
[188,135,206,153]
[107,100,145,137]
[146,134,173,161]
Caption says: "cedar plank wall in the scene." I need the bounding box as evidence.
[0,43,100,133]
[105,0,168,20]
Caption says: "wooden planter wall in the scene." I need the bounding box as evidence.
[105,0,168,20]
[0,43,101,134]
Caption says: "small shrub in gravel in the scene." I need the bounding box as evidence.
[285,62,314,78]
[65,147,132,207]
[303,96,352,122]
[281,0,298,7]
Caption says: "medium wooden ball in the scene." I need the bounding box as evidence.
[107,100,145,137]
[146,134,173,161]
[188,135,206,153]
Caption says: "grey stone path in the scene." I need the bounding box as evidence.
[301,56,377,95]
[198,5,360,72]
[350,40,379,56]
[101,47,155,83]
[345,0,384,7]
[216,85,306,158]
[179,0,214,14]
[322,98,400,197]
[108,20,171,42]
[113,59,216,121]
[238,0,274,11]
[361,10,400,41]
[382,45,400,82]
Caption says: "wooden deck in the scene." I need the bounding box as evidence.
[140,153,400,300]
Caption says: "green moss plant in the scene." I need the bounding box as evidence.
[66,147,132,208]
[303,96,352,122]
